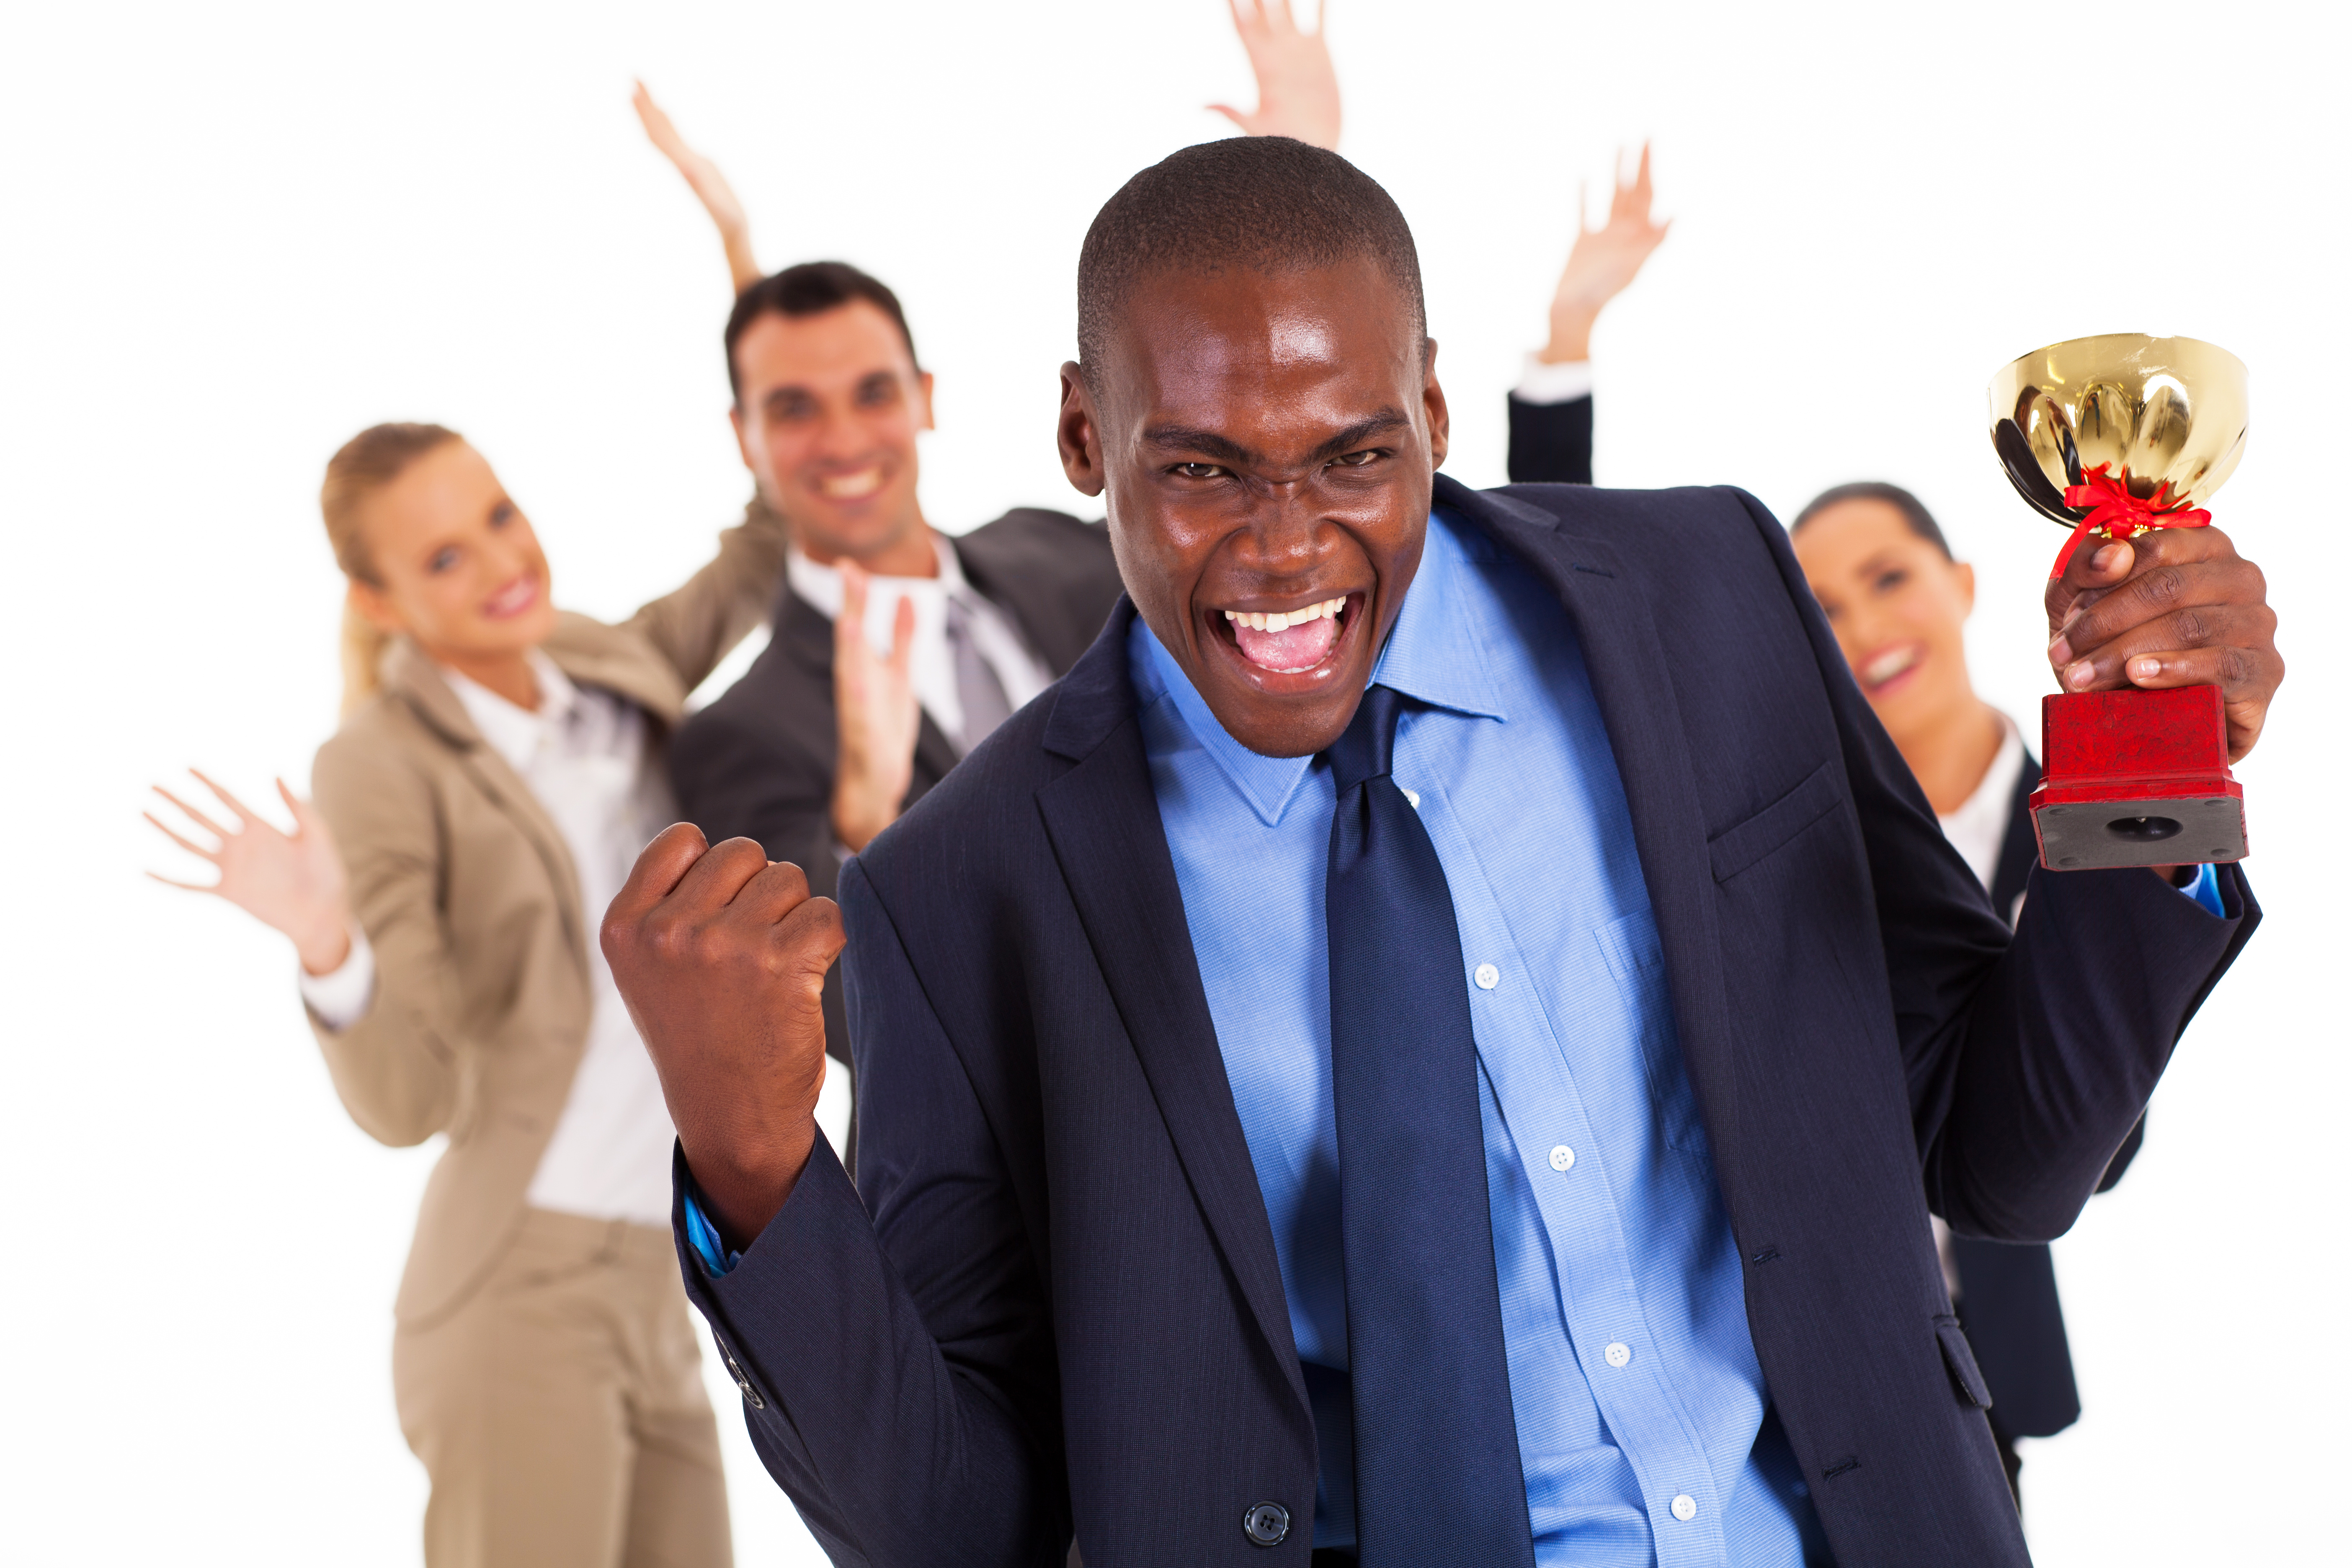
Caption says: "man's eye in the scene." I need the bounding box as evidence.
[489,502,514,526]
[856,377,901,407]
[1172,463,1228,480]
[1874,569,1908,592]
[1331,449,1382,469]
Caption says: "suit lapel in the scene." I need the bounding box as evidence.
[1035,605,1309,1416]
[381,638,590,976]
[1435,476,1742,1195]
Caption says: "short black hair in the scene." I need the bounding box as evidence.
[1076,137,1426,377]
[725,261,919,404]
[1792,481,1952,560]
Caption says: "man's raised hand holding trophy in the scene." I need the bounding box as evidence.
[1991,334,2277,872]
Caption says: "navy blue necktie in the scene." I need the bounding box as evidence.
[1324,685,1534,1567]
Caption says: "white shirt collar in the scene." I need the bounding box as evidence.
[784,531,968,622]
[1936,713,2024,894]
[442,647,577,774]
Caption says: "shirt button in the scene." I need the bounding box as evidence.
[1671,1494,1698,1522]
[1604,1341,1632,1367]
[1548,1144,1576,1172]
[1473,962,1500,990]
[1401,787,1422,809]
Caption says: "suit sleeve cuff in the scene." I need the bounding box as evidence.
[2181,860,2224,918]
[298,928,375,1032]
[1511,354,1595,405]
[681,1174,743,1276]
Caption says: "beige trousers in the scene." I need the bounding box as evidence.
[394,1208,733,1568]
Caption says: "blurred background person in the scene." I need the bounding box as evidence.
[664,263,1124,1086]
[638,87,1123,1077]
[1789,480,2171,1507]
[145,423,789,1568]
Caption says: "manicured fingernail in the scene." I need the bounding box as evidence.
[2090,544,2123,573]
[2128,657,2161,682]
[2048,633,2073,666]
[2065,660,2095,689]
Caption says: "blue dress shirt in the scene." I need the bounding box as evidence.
[1131,511,1818,1564]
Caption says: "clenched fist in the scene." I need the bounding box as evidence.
[602,823,846,1251]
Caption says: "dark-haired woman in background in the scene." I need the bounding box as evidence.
[1788,481,2160,1506]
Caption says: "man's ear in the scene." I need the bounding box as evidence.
[347,579,405,637]
[1422,338,1452,472]
[729,402,755,473]
[1955,560,1976,615]
[1056,361,1106,499]
[917,369,937,433]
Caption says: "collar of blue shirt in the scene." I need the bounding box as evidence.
[1131,509,1510,825]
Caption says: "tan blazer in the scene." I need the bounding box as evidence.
[309,503,786,1328]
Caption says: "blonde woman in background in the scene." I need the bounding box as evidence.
[146,423,787,1567]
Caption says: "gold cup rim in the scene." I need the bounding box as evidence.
[1987,333,2249,528]
[1988,332,2249,395]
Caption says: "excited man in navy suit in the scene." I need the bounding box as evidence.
[603,137,2275,1568]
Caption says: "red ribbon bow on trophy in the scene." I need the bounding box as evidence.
[2049,462,2213,580]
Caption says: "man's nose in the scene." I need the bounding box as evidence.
[809,407,885,463]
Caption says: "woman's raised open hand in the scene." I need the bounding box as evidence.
[1211,0,1341,151]
[633,80,762,294]
[146,771,354,975]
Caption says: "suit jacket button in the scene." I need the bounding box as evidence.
[724,1352,766,1410]
[1241,1502,1289,1547]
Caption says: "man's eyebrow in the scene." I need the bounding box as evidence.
[1304,411,1411,464]
[1140,424,1255,464]
[1139,409,1412,468]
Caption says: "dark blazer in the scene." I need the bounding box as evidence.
[1504,399,2130,1450]
[1506,390,1594,485]
[1945,747,2148,1443]
[668,505,1125,1061]
[677,476,2256,1568]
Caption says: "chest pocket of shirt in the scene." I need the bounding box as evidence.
[1596,910,1705,1153]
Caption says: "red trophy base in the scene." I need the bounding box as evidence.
[2029,685,2245,871]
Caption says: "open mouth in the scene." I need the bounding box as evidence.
[813,465,886,501]
[482,573,542,620]
[1859,641,1924,694]
[1213,593,1357,676]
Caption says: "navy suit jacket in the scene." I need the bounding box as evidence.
[675,475,2256,1568]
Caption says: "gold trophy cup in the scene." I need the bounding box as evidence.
[1987,333,2250,871]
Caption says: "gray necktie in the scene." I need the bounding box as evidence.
[944,594,1014,754]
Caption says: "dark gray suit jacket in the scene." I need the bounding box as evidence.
[669,505,1125,1063]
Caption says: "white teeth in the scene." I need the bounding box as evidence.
[1223,598,1345,632]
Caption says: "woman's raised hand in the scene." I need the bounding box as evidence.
[146,771,354,975]
[632,80,762,294]
[1541,143,1672,364]
[1211,0,1341,151]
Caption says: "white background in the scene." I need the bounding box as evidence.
[2,1,2344,1562]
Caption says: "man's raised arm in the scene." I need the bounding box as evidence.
[602,828,1063,1563]
[1746,492,2274,1241]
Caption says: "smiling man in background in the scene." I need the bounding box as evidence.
[608,137,2274,1567]
[666,263,1125,1071]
